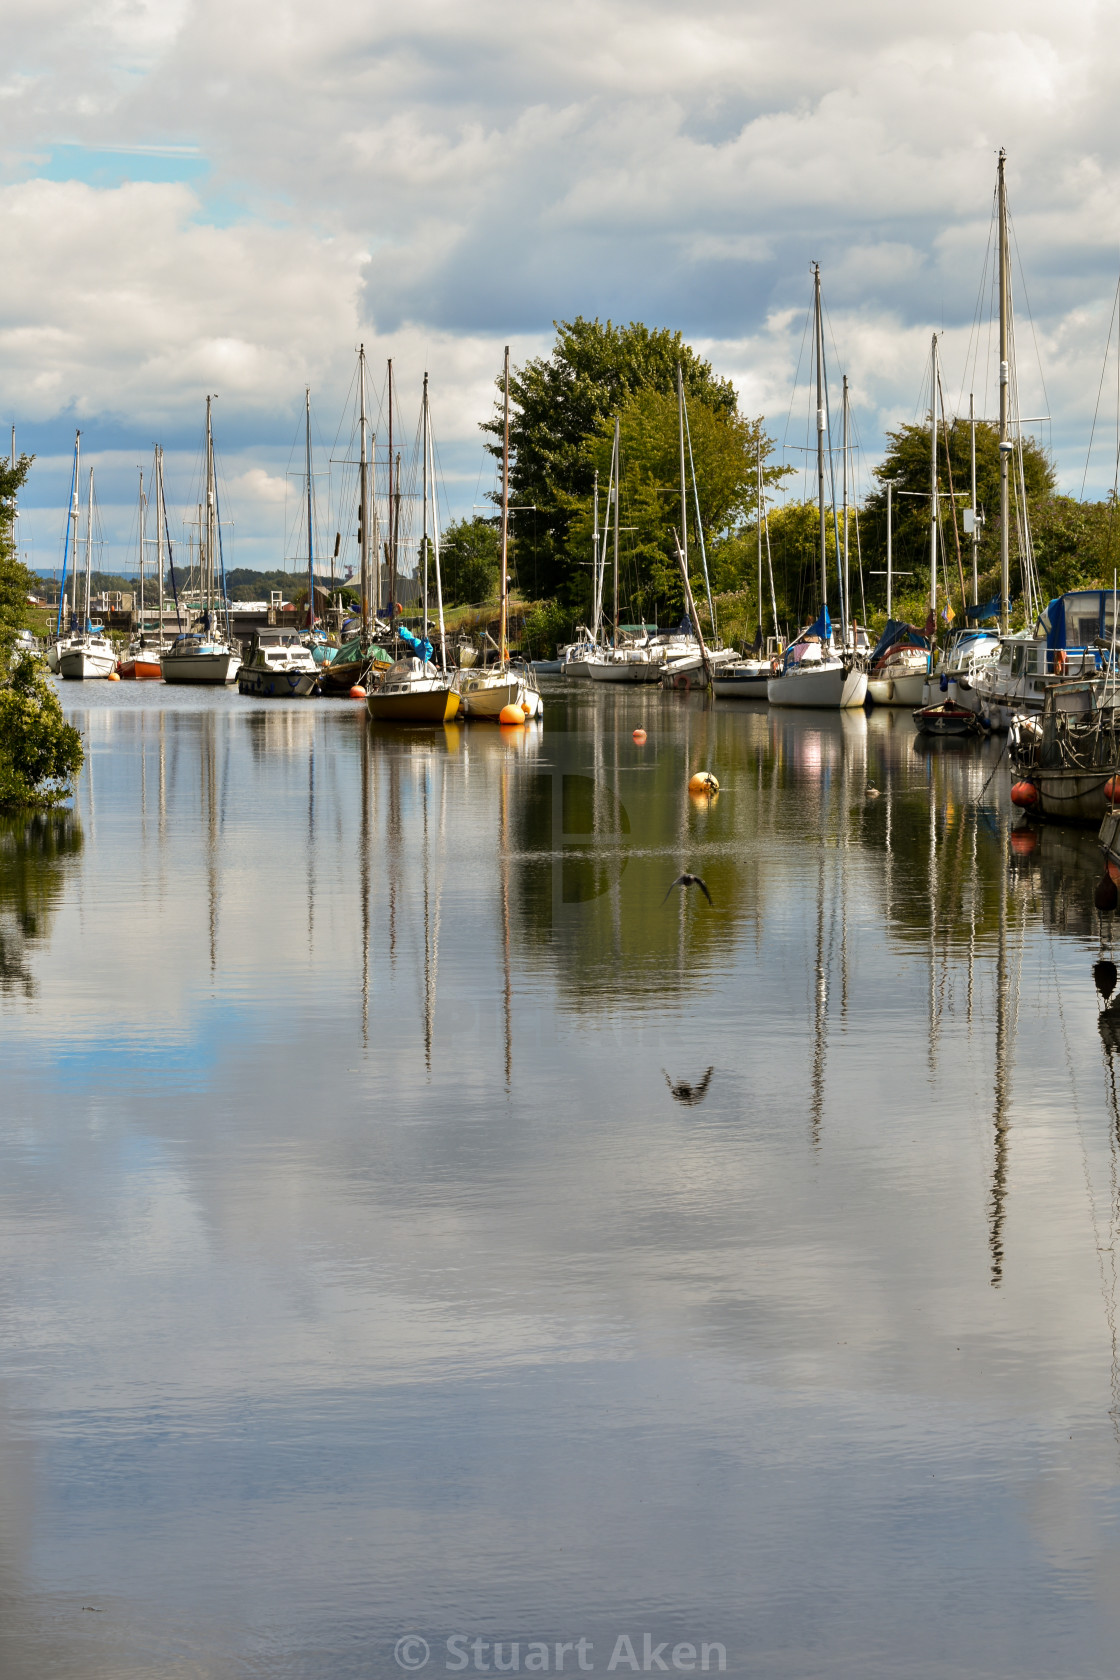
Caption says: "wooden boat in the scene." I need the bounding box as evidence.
[119,646,162,680]
[319,638,393,695]
[366,657,460,722]
[913,699,985,737]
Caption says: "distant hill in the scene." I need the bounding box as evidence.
[34,567,360,602]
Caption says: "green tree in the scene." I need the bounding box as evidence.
[860,421,1054,622]
[440,518,501,606]
[483,318,739,601]
[0,653,84,809]
[567,388,786,628]
[0,455,35,650]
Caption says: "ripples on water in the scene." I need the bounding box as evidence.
[1,682,1118,1678]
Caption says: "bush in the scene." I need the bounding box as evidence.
[441,519,501,606]
[0,654,84,809]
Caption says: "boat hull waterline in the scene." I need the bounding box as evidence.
[768,664,868,709]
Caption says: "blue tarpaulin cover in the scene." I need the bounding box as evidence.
[399,625,434,662]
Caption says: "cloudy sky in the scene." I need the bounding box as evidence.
[5,0,1120,573]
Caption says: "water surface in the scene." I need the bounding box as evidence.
[1,681,1118,1679]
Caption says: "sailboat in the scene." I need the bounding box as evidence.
[46,431,81,674]
[120,464,164,679]
[366,372,461,724]
[768,265,868,710]
[58,466,118,679]
[320,345,394,696]
[457,346,542,718]
[161,397,241,685]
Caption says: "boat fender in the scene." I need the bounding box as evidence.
[633,729,647,743]
[1010,780,1038,807]
[1095,872,1119,914]
[1055,649,1067,676]
[1106,776,1120,805]
[940,673,949,692]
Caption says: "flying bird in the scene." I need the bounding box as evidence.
[662,873,713,906]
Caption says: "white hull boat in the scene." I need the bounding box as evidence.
[161,638,241,685]
[768,662,867,709]
[58,636,117,679]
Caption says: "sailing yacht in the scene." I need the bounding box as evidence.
[120,464,164,679]
[767,264,867,710]
[457,347,541,719]
[366,371,461,723]
[161,398,241,686]
[58,466,118,679]
[46,431,82,674]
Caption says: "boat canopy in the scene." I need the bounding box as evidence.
[399,625,433,662]
[1038,590,1119,653]
[869,619,929,666]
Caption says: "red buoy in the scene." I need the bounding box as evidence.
[633,728,647,743]
[1010,780,1038,807]
[349,685,366,699]
[1106,777,1120,804]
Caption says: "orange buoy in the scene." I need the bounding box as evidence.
[1109,860,1120,887]
[499,703,525,726]
[521,699,533,716]
[1107,776,1120,804]
[349,685,366,699]
[107,670,121,681]
[633,728,647,743]
[688,771,719,795]
[1010,780,1038,807]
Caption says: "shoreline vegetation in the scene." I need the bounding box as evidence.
[0,457,84,810]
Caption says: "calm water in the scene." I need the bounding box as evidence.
[1,680,1118,1679]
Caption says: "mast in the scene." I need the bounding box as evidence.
[612,415,620,646]
[756,438,763,644]
[998,148,1010,637]
[58,431,79,637]
[421,371,430,652]
[929,335,938,636]
[969,391,979,605]
[592,468,601,643]
[83,465,94,631]
[359,347,370,636]
[137,468,145,640]
[155,446,166,641]
[886,480,893,619]
[426,382,447,673]
[500,344,510,665]
[677,363,688,586]
[814,263,827,610]
[387,359,395,623]
[206,394,216,627]
[305,388,314,631]
[842,375,850,641]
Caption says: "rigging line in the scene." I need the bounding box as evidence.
[1006,202,1053,454]
[1079,269,1120,503]
[781,295,815,455]
[956,194,998,417]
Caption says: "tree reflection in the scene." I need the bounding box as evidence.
[0,811,82,998]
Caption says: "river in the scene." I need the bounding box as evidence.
[0,680,1117,1678]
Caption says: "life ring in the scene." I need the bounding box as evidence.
[675,674,689,691]
[1054,649,1067,676]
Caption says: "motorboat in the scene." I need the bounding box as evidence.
[237,630,319,696]
[366,657,460,723]
[913,699,986,737]
[161,634,241,685]
[58,629,117,680]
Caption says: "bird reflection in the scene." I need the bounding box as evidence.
[663,1066,714,1106]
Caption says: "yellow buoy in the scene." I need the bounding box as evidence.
[499,703,526,726]
[688,771,718,795]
